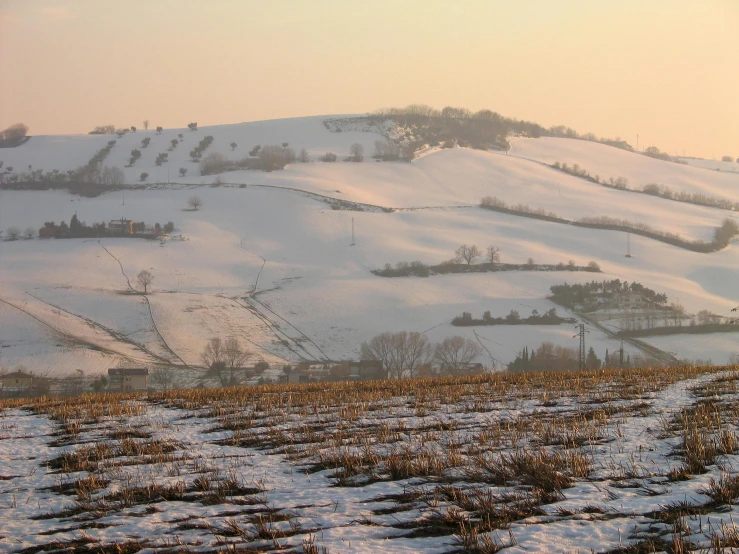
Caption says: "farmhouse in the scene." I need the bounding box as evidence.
[1,370,35,392]
[439,363,485,377]
[108,219,134,236]
[348,360,386,380]
[108,367,148,392]
[614,292,648,310]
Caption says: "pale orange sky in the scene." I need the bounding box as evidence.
[1,0,737,159]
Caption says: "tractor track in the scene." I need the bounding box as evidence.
[231,296,317,362]
[239,242,267,295]
[0,296,142,363]
[98,241,190,368]
[247,296,333,362]
[237,243,330,362]
[24,292,173,365]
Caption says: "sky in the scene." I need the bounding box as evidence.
[0,0,737,159]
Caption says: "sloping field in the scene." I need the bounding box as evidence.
[2,182,738,373]
[509,137,739,201]
[1,117,739,374]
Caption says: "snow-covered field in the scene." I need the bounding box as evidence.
[2,366,739,553]
[1,116,738,375]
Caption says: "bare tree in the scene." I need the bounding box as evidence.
[200,337,248,386]
[360,332,396,377]
[434,336,483,375]
[24,227,35,239]
[187,196,203,211]
[143,120,149,130]
[223,337,249,369]
[230,142,237,151]
[201,338,224,368]
[150,366,177,391]
[486,245,500,266]
[136,270,154,294]
[455,244,481,265]
[298,148,310,163]
[396,332,433,378]
[6,227,20,241]
[350,143,364,162]
[360,331,432,379]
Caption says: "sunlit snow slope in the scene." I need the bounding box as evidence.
[1,117,738,375]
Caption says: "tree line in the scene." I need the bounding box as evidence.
[360,332,484,379]
[369,104,638,153]
[9,214,175,240]
[452,308,574,327]
[549,279,668,310]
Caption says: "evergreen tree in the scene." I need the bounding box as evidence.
[586,347,601,370]
[70,213,81,233]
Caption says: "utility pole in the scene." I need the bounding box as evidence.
[350,217,355,246]
[636,134,639,152]
[575,324,587,370]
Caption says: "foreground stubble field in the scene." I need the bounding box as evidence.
[3,366,739,553]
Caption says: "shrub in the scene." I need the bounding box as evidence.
[140,172,148,182]
[199,152,228,175]
[128,149,141,166]
[349,143,364,162]
[722,156,733,162]
[156,126,163,134]
[6,226,20,240]
[0,123,29,147]
[179,168,187,177]
[320,152,338,162]
[89,125,115,135]
[258,145,295,170]
[190,135,214,161]
[714,218,739,248]
[587,261,600,272]
[188,122,198,131]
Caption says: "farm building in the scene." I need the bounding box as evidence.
[108,367,148,392]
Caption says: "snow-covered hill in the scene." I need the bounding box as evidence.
[1,116,738,377]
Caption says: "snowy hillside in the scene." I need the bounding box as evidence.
[1,116,738,377]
